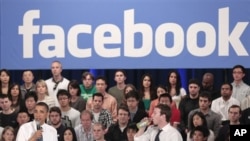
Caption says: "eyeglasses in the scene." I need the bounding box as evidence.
[58,97,68,101]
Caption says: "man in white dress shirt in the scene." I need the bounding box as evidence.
[134,104,183,141]
[211,82,240,123]
[16,102,58,141]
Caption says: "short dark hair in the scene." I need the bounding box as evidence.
[232,64,246,74]
[49,106,62,116]
[127,122,138,132]
[199,91,212,102]
[115,69,127,78]
[221,82,233,91]
[68,80,81,96]
[118,105,130,116]
[57,89,71,99]
[188,79,200,87]
[155,104,171,122]
[190,126,210,139]
[95,76,108,84]
[92,93,104,101]
[125,90,139,101]
[36,102,49,112]
[2,94,12,101]
[158,93,172,103]
[25,91,38,102]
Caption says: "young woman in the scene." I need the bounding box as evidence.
[187,111,214,141]
[8,83,25,113]
[68,79,86,112]
[36,79,55,109]
[1,126,15,141]
[139,73,157,112]
[61,127,77,141]
[166,70,187,109]
[148,85,167,116]
[0,69,12,95]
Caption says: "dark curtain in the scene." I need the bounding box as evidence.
[9,69,250,91]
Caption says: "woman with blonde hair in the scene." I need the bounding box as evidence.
[1,126,15,141]
[36,79,55,109]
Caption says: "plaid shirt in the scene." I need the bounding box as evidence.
[92,109,112,129]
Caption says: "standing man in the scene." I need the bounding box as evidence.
[134,104,183,141]
[188,91,221,137]
[108,70,127,107]
[200,72,220,101]
[0,95,18,128]
[16,102,58,141]
[231,65,250,103]
[49,106,66,141]
[86,76,118,123]
[75,110,94,141]
[20,70,36,99]
[80,71,97,101]
[57,89,80,128]
[46,60,69,106]
[179,79,200,134]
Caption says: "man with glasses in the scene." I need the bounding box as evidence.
[57,89,80,128]
[231,64,250,103]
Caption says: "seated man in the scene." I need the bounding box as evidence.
[134,104,183,141]
[105,106,130,141]
[93,122,106,141]
[125,90,148,123]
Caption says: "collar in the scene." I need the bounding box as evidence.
[52,77,64,83]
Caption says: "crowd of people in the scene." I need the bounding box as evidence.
[0,61,250,141]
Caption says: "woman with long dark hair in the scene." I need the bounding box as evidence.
[61,127,77,141]
[166,70,187,109]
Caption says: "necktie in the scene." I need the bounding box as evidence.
[155,129,162,141]
[37,136,43,141]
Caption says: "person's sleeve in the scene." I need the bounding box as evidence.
[75,112,81,128]
[111,99,118,123]
[148,100,155,117]
[106,111,113,128]
[134,126,152,141]
[187,110,194,130]
[16,126,27,141]
[53,129,58,141]
[213,114,222,137]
